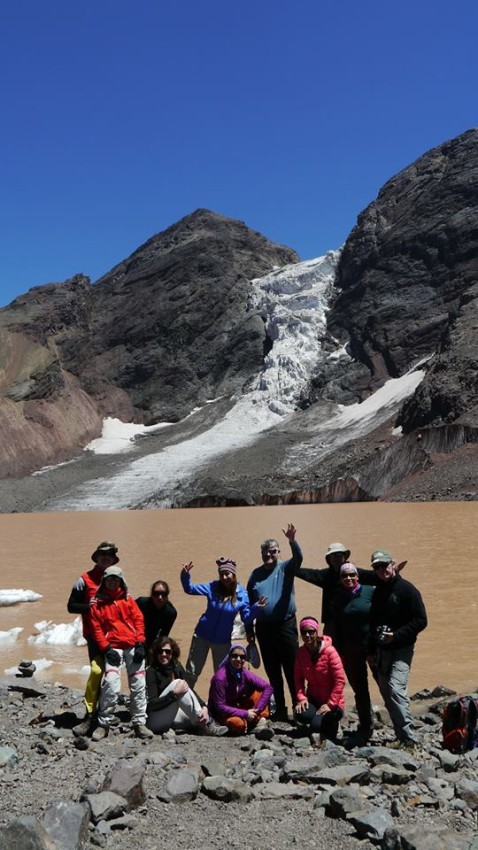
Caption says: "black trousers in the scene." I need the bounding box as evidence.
[256,616,299,712]
[341,646,373,735]
[294,700,343,740]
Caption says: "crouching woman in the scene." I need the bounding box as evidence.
[146,636,227,736]
[294,617,345,741]
[208,644,273,735]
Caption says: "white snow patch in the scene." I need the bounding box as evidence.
[0,589,42,606]
[28,617,86,647]
[0,627,23,645]
[328,369,425,432]
[86,417,174,455]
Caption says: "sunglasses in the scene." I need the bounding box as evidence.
[158,648,172,656]
[300,629,317,636]
[342,574,357,579]
[230,654,246,661]
[372,563,390,570]
[152,590,168,598]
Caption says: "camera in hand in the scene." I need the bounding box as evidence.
[376,625,391,644]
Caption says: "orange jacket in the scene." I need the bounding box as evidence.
[90,592,145,651]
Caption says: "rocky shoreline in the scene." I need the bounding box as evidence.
[1,675,478,850]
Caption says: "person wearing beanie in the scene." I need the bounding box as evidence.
[67,541,120,736]
[181,556,267,685]
[89,565,152,740]
[294,616,346,742]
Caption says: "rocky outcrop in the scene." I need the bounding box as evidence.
[2,678,478,849]
[313,129,478,416]
[2,130,478,500]
[0,211,298,476]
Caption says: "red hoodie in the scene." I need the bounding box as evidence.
[294,634,346,710]
[89,583,145,651]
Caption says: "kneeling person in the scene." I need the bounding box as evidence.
[89,566,152,740]
[208,644,273,735]
[294,617,346,741]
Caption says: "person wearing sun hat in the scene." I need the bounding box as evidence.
[294,541,392,644]
[368,549,427,749]
[181,556,267,685]
[67,541,120,736]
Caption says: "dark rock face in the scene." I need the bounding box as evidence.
[88,209,298,422]
[0,210,298,476]
[1,131,478,503]
[319,129,478,418]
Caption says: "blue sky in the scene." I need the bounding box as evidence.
[0,0,477,307]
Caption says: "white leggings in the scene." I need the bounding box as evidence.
[146,680,204,733]
[98,646,147,728]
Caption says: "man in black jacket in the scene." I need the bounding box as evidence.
[368,549,428,748]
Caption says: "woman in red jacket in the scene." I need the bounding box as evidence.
[294,616,346,741]
[89,566,152,740]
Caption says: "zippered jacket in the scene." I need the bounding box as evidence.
[294,635,346,710]
[181,572,259,644]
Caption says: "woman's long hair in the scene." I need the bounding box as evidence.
[216,574,238,604]
[150,635,180,672]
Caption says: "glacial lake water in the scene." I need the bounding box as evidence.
[0,502,475,703]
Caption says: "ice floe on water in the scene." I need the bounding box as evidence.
[0,589,42,606]
[28,617,85,647]
[0,627,23,645]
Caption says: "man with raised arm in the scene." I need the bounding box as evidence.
[247,523,302,722]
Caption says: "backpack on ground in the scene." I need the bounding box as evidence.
[442,695,478,753]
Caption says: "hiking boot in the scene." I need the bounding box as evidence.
[270,708,289,723]
[344,731,371,750]
[134,724,153,739]
[91,725,109,742]
[73,714,96,738]
[200,718,228,737]
[387,738,416,751]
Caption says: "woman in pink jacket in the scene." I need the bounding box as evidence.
[294,616,346,741]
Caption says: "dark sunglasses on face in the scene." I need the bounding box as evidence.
[372,562,390,571]
[158,648,172,656]
[230,654,246,661]
[300,629,317,636]
[152,590,168,598]
[342,574,357,579]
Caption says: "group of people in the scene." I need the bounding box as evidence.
[67,525,428,749]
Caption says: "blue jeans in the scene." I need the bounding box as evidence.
[376,645,416,742]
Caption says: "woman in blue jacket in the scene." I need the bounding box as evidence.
[181,557,266,685]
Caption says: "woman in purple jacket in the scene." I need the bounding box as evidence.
[208,644,273,735]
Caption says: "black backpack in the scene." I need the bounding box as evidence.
[442,695,478,753]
